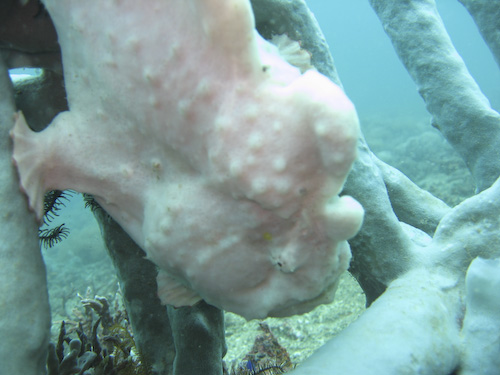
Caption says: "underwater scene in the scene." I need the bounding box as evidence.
[2,0,500,374]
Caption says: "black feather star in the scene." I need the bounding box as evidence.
[229,360,290,375]
[82,193,102,213]
[43,190,73,225]
[38,190,74,249]
[39,223,70,249]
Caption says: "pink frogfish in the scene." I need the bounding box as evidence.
[11,0,363,319]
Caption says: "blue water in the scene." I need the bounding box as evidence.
[306,0,500,119]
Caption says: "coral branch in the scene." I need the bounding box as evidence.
[370,0,500,191]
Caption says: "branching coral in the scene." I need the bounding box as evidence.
[48,294,152,375]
